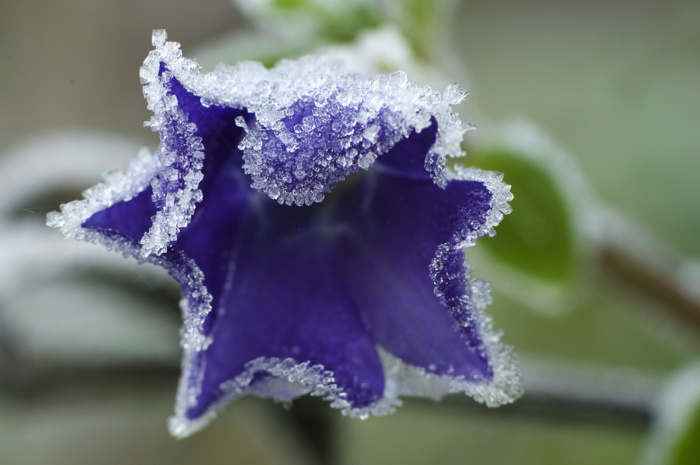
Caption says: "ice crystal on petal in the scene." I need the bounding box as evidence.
[137,33,467,209]
[232,57,456,206]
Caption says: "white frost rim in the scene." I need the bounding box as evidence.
[46,148,161,241]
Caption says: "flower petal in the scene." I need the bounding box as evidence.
[171,208,386,436]
[82,187,156,241]
[332,126,505,382]
[139,31,471,208]
[139,60,250,256]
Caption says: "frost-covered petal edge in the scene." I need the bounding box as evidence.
[46,149,161,243]
[146,31,471,208]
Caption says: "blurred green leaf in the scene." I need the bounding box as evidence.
[243,0,453,59]
[241,0,382,44]
[314,5,381,43]
[468,149,578,285]
[643,363,700,465]
[387,0,452,60]
[272,0,306,9]
[666,392,700,465]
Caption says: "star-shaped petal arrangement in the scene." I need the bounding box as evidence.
[48,30,522,437]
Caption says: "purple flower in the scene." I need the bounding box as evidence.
[48,30,522,437]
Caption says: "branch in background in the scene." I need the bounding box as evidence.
[0,360,179,401]
[0,359,338,464]
[413,357,661,431]
[286,396,339,465]
[599,240,700,337]
[0,356,661,431]
[589,208,700,339]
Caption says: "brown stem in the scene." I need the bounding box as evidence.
[598,238,700,337]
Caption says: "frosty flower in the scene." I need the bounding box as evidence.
[48,30,522,437]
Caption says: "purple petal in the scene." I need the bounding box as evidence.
[159,75,252,335]
[179,226,386,421]
[334,126,494,381]
[138,64,250,255]
[82,186,156,241]
[373,116,438,181]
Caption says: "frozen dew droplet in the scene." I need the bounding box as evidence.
[362,124,380,143]
[302,115,316,132]
[234,115,248,129]
[152,29,168,47]
[444,84,468,105]
[268,184,281,200]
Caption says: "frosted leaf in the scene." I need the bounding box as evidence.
[465,119,597,315]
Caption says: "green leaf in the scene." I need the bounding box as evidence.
[388,0,453,60]
[644,362,700,465]
[272,0,307,9]
[243,0,382,44]
[245,0,454,57]
[667,399,700,465]
[316,5,382,43]
[466,149,578,285]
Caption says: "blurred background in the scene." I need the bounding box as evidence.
[1,0,699,464]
